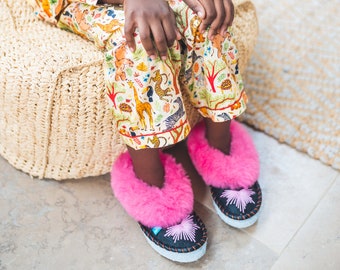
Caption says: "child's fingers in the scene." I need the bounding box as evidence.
[219,0,234,35]
[150,23,169,59]
[124,19,136,52]
[207,0,226,39]
[139,22,158,59]
[199,1,217,34]
[162,11,180,47]
[183,0,205,19]
[123,0,178,59]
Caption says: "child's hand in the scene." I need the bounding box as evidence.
[184,0,234,39]
[124,0,181,60]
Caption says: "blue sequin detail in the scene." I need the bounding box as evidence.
[151,227,162,235]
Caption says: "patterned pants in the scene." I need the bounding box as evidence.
[58,1,247,149]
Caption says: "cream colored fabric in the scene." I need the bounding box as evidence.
[0,0,258,179]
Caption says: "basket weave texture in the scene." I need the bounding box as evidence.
[0,0,258,180]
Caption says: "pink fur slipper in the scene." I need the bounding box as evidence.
[111,152,194,228]
[187,121,259,190]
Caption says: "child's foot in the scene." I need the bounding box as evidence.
[187,120,262,228]
[111,151,207,262]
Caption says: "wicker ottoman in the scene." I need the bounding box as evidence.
[0,0,258,180]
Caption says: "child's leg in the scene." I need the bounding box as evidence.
[204,119,231,155]
[104,36,191,189]
[170,1,246,154]
[171,1,261,229]
[106,36,208,258]
[58,2,189,188]
[127,147,164,187]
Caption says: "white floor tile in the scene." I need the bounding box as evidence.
[271,175,340,270]
[240,128,338,254]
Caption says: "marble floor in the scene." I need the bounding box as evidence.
[1,126,339,270]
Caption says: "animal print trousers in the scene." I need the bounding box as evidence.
[57,1,247,149]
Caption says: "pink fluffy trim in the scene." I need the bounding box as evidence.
[111,152,194,228]
[187,121,259,189]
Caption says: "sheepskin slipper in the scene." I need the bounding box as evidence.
[111,152,194,228]
[210,182,262,228]
[140,213,207,263]
[187,120,260,190]
[187,120,262,228]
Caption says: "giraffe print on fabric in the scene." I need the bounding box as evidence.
[36,0,247,149]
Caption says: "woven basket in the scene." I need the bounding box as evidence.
[0,0,258,180]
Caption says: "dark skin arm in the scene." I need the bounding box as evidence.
[99,0,234,58]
